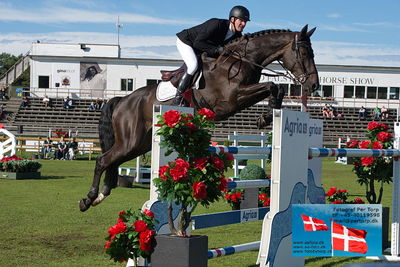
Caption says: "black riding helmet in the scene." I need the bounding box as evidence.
[229,5,250,21]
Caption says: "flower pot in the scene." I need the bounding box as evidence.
[151,234,208,267]
[0,171,41,180]
[117,175,133,187]
[231,201,241,210]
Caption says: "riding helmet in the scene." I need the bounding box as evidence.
[229,6,250,21]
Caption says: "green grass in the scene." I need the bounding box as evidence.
[0,158,393,266]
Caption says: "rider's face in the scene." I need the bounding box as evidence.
[231,18,247,33]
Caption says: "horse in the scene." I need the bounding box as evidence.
[79,25,319,211]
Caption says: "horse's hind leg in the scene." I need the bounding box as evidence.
[92,163,119,206]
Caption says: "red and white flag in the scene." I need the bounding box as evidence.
[331,222,368,254]
[300,214,328,231]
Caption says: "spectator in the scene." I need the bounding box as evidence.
[41,137,53,159]
[0,104,5,120]
[88,101,96,111]
[0,86,5,100]
[95,98,103,110]
[358,106,367,120]
[328,104,336,118]
[20,96,30,108]
[100,98,108,109]
[322,104,330,118]
[54,137,67,160]
[63,96,73,109]
[42,95,51,108]
[67,138,79,160]
[381,106,389,120]
[372,106,381,120]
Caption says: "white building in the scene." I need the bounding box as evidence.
[29,42,400,109]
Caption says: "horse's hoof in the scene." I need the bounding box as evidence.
[79,198,91,212]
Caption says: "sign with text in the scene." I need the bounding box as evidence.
[292,204,382,257]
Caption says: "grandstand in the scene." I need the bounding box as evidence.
[0,96,395,146]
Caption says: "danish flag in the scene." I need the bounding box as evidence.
[300,214,328,231]
[331,222,368,254]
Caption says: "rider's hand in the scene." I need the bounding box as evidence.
[216,46,232,57]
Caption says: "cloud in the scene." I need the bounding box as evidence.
[326,13,341,19]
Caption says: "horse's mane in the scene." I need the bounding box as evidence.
[227,29,292,45]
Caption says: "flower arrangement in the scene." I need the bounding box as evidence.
[105,208,157,265]
[258,192,271,207]
[0,155,41,172]
[53,128,69,138]
[153,108,233,236]
[224,188,243,209]
[326,187,365,204]
[346,121,393,204]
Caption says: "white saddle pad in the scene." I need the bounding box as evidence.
[156,72,203,102]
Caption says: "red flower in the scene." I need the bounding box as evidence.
[158,165,169,180]
[117,210,126,223]
[185,122,198,133]
[163,110,181,127]
[354,198,365,204]
[359,140,371,149]
[258,193,267,201]
[193,182,207,199]
[326,187,337,197]
[198,108,215,120]
[372,141,383,149]
[104,241,111,248]
[143,209,154,218]
[361,157,374,166]
[193,157,208,170]
[263,198,271,207]
[108,222,127,236]
[134,220,148,232]
[139,229,155,252]
[230,193,238,202]
[169,159,189,181]
[379,123,389,130]
[225,193,231,200]
[347,140,359,148]
[224,152,234,161]
[339,189,347,193]
[332,200,343,204]
[217,176,227,191]
[377,131,392,142]
[234,191,242,200]
[211,156,225,170]
[367,122,379,130]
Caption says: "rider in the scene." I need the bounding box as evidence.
[173,5,250,105]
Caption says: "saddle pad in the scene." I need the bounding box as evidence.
[156,72,203,102]
[156,81,177,102]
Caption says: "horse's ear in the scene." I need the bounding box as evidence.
[300,24,309,37]
[307,27,316,38]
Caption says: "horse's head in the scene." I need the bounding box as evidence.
[280,25,319,93]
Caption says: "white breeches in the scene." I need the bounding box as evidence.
[176,37,198,75]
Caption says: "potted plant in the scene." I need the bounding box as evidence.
[104,208,157,266]
[0,155,41,179]
[151,108,233,267]
[224,187,243,210]
[239,164,268,209]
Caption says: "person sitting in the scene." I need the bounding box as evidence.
[42,95,51,107]
[41,137,53,159]
[358,106,367,120]
[20,96,30,108]
[173,5,250,105]
[381,106,389,119]
[54,137,67,160]
[88,101,96,111]
[322,104,330,118]
[95,98,103,110]
[67,138,79,160]
[372,106,381,120]
[328,104,336,118]
[63,96,73,109]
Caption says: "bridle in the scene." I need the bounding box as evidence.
[219,33,316,84]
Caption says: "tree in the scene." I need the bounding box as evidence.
[0,53,30,86]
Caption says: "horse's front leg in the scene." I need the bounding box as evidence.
[237,81,282,109]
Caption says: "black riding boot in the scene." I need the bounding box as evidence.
[172,73,192,106]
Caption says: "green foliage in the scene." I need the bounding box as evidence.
[0,159,41,172]
[239,164,266,180]
[0,53,30,86]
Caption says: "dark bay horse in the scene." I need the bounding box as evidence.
[79,25,319,211]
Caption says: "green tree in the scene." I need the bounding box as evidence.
[0,52,30,86]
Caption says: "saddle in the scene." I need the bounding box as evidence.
[160,64,201,88]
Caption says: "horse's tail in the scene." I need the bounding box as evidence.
[98,97,122,153]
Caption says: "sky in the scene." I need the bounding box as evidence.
[1,0,400,67]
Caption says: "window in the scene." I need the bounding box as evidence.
[147,79,162,86]
[355,86,365,98]
[289,84,301,96]
[38,76,49,88]
[343,86,354,98]
[121,78,134,91]
[277,83,289,95]
[322,85,333,97]
[389,87,400,99]
[378,87,387,99]
[367,87,377,99]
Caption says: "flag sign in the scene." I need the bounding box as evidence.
[332,222,368,254]
[292,204,381,257]
[300,214,328,231]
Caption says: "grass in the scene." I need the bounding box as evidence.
[0,157,394,266]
